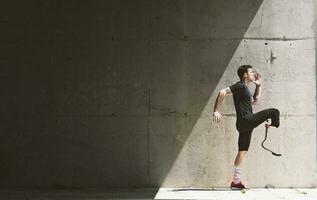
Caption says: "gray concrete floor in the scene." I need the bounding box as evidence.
[0,188,317,200]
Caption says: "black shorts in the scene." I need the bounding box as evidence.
[237,108,280,151]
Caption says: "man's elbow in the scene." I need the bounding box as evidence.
[219,89,227,96]
[252,96,260,104]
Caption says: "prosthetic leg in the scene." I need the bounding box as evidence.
[261,121,282,157]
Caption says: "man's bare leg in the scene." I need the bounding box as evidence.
[234,151,247,167]
[232,151,247,184]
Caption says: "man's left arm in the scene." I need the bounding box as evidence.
[252,73,262,104]
[252,85,261,103]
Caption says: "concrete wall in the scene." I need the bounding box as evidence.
[0,0,315,188]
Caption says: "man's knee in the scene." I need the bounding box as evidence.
[273,108,280,115]
[268,108,279,115]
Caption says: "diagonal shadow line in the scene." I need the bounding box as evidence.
[149,0,264,188]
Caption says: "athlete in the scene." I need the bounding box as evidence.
[213,65,280,190]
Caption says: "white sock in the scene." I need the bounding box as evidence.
[233,167,241,183]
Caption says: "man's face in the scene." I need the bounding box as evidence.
[244,68,254,81]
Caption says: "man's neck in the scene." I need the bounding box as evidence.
[242,79,251,85]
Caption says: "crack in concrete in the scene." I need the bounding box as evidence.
[268,50,277,64]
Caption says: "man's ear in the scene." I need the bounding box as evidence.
[243,72,247,79]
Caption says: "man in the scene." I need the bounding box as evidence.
[213,65,280,190]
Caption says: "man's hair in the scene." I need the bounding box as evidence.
[237,65,253,80]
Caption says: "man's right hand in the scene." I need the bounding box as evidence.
[213,111,223,123]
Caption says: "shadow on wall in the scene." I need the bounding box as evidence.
[0,0,262,189]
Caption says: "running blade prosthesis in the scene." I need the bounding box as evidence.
[261,123,282,157]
